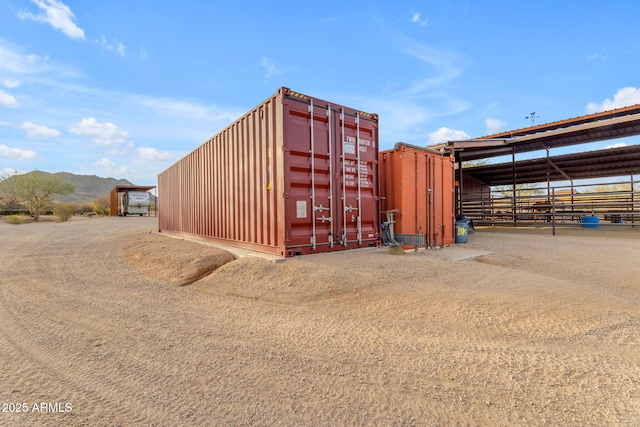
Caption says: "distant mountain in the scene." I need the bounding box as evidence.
[9,172,137,203]
[53,172,137,203]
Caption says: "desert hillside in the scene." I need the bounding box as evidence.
[1,171,139,203]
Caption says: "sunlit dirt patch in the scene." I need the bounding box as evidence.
[120,233,235,286]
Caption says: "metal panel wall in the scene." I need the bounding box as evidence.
[380,143,455,247]
[158,87,380,257]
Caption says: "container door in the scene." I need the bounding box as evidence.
[335,109,378,247]
[285,99,336,250]
[284,98,379,253]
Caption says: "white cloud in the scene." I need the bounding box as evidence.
[1,168,24,177]
[97,35,126,57]
[261,57,282,79]
[395,38,463,97]
[135,97,209,118]
[605,142,627,149]
[427,127,471,145]
[2,78,20,88]
[485,118,506,135]
[0,90,18,108]
[17,0,85,40]
[69,117,131,146]
[587,87,640,113]
[20,121,60,139]
[0,144,38,160]
[353,40,465,115]
[0,41,52,75]
[137,147,177,162]
[587,53,606,62]
[132,95,241,124]
[105,147,127,156]
[93,158,129,175]
[410,11,428,26]
[341,36,469,146]
[94,158,114,169]
[0,45,26,74]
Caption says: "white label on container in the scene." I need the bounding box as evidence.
[343,141,355,155]
[296,200,307,218]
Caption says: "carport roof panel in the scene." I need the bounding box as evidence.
[463,145,640,187]
[481,103,640,139]
[448,104,640,161]
[112,185,156,193]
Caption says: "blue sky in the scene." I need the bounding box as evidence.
[1,0,640,186]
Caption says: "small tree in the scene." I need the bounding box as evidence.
[4,171,75,221]
[0,170,19,212]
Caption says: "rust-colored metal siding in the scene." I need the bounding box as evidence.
[109,187,118,217]
[380,143,455,247]
[158,87,380,257]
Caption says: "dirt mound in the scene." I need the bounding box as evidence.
[118,232,376,300]
[194,249,424,304]
[120,233,235,286]
[194,256,352,303]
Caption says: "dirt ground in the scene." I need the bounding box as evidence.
[0,216,638,426]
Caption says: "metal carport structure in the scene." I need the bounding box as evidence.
[462,145,640,187]
[109,185,157,217]
[436,104,640,227]
[450,103,640,162]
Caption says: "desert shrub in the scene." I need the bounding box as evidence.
[6,215,22,225]
[53,204,75,222]
[92,194,111,216]
[92,202,110,216]
[74,202,93,215]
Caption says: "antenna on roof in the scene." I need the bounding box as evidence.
[525,112,539,124]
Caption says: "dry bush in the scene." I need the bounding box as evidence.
[6,215,22,225]
[92,194,111,216]
[53,204,75,222]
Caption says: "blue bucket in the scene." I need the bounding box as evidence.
[456,215,474,234]
[455,220,468,243]
[581,216,600,228]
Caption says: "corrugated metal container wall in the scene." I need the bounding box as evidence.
[380,143,455,247]
[158,87,380,257]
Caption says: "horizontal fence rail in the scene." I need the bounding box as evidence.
[461,179,639,229]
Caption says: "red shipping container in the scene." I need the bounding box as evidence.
[158,87,380,257]
[379,143,455,248]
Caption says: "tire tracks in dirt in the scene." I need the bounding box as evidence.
[1,217,639,425]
